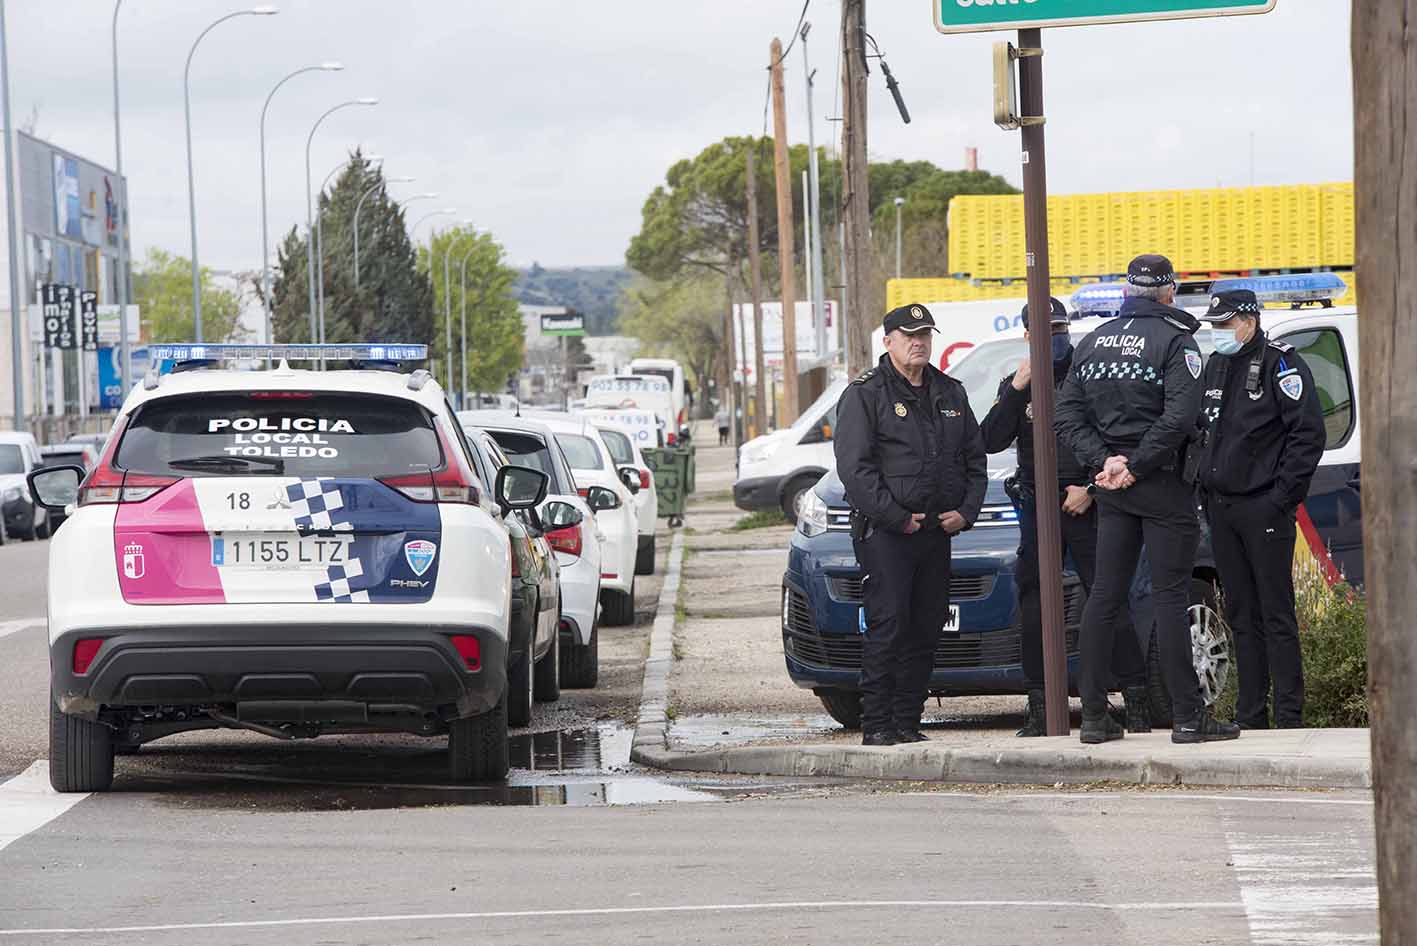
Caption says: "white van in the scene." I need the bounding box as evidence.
[584,374,674,447]
[628,358,688,434]
[733,379,847,521]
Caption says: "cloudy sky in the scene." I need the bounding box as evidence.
[5,1,1353,271]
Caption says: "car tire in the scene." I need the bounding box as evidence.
[507,650,534,728]
[601,581,635,627]
[35,511,50,540]
[20,508,38,541]
[1146,577,1226,729]
[534,618,561,702]
[49,698,114,793]
[635,535,656,576]
[780,475,819,524]
[448,696,510,783]
[817,690,863,730]
[561,621,600,689]
[0,515,8,545]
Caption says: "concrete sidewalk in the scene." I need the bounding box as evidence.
[633,426,1372,791]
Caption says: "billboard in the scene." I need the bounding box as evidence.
[731,300,837,379]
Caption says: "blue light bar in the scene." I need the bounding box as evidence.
[147,343,428,363]
[1208,273,1347,305]
[1071,283,1127,317]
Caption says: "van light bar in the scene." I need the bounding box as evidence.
[1208,273,1346,305]
[147,343,428,363]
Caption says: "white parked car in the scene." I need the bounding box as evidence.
[734,379,846,521]
[594,421,658,576]
[531,412,641,627]
[28,344,546,791]
[1,430,51,542]
[461,411,606,687]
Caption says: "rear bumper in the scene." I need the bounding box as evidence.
[733,474,784,512]
[51,622,507,722]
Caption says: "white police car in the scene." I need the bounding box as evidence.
[27,344,546,791]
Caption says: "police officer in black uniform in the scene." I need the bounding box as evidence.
[981,297,1149,738]
[1056,254,1240,744]
[1196,290,1325,729]
[834,304,988,746]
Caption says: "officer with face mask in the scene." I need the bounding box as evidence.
[834,303,988,746]
[981,297,1149,737]
[1056,254,1239,745]
[1196,289,1326,729]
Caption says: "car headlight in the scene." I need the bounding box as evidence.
[741,438,781,466]
[797,487,829,538]
[2,487,21,503]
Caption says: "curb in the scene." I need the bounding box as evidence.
[630,530,684,763]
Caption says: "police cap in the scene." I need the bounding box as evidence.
[883,304,940,335]
[1126,254,1176,288]
[1199,289,1263,323]
[1020,297,1070,329]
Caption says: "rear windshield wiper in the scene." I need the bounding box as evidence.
[168,454,286,475]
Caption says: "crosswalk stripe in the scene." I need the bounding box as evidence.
[0,762,89,854]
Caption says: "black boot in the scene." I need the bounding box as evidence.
[1080,709,1124,744]
[1123,686,1152,733]
[1172,710,1241,744]
[1016,690,1046,738]
[895,729,929,743]
[862,730,899,747]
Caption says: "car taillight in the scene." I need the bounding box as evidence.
[72,638,103,675]
[546,524,582,557]
[577,487,589,498]
[666,431,677,446]
[677,408,685,426]
[249,391,313,400]
[638,469,651,491]
[449,634,481,671]
[379,425,481,504]
[78,467,178,506]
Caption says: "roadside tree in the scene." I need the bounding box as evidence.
[132,248,244,343]
[420,227,524,394]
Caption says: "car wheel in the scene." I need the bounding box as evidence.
[1146,578,1228,729]
[0,515,8,545]
[601,584,635,627]
[506,647,534,728]
[534,617,561,702]
[20,508,38,541]
[817,690,863,730]
[635,535,656,576]
[49,698,114,793]
[448,696,510,783]
[780,475,819,524]
[561,621,600,689]
[35,511,50,540]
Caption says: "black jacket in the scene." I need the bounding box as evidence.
[1198,330,1326,509]
[1056,296,1203,481]
[980,350,1090,490]
[833,354,988,533]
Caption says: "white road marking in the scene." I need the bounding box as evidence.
[1224,806,1378,945]
[0,899,1248,937]
[901,791,1372,806]
[0,762,89,855]
[0,618,43,641]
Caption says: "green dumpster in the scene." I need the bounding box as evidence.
[643,446,691,527]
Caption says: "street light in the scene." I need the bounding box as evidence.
[259,61,342,344]
[456,231,482,404]
[185,5,279,342]
[111,0,134,396]
[894,196,906,279]
[315,153,379,343]
[441,220,475,400]
[304,98,378,343]
[352,180,419,289]
[409,207,455,237]
[408,209,456,389]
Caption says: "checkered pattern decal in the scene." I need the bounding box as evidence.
[1077,361,1161,385]
[286,478,355,534]
[315,559,371,603]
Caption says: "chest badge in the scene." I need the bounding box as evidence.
[894,402,907,417]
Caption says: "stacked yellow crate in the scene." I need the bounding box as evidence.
[1320,183,1355,268]
[1076,193,1112,275]
[1176,190,1219,273]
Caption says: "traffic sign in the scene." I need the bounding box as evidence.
[934,0,1276,34]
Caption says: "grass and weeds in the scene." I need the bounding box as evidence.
[1296,560,1368,727]
[730,509,790,531]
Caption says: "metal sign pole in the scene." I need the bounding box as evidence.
[1016,28,1070,737]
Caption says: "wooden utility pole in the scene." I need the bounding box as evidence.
[745,143,768,438]
[840,0,872,377]
[722,274,738,447]
[1352,1,1416,939]
[769,37,799,424]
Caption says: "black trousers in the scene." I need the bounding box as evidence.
[1079,469,1203,721]
[1017,490,1146,691]
[717,426,729,445]
[853,526,952,734]
[1207,494,1304,728]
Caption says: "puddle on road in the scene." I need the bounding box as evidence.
[135,723,717,810]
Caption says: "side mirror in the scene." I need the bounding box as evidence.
[678,425,691,444]
[494,464,549,512]
[617,466,641,494]
[543,500,584,530]
[28,465,83,510]
[585,485,621,513]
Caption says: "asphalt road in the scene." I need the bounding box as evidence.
[0,529,1379,946]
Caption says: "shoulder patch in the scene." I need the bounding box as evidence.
[851,369,877,386]
[1184,350,1202,379]
[1279,373,1305,401]
[1268,340,1295,354]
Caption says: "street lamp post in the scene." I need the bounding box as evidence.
[2,1,25,430]
[440,222,474,402]
[800,21,827,360]
[185,5,278,342]
[260,62,342,344]
[316,153,379,344]
[352,182,421,289]
[894,196,905,279]
[304,98,377,343]
[408,209,456,389]
[111,0,133,396]
[457,235,480,405]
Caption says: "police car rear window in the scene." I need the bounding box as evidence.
[115,393,442,478]
[555,433,604,471]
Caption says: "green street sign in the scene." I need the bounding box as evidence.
[935,0,1276,34]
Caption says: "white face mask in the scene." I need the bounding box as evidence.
[1212,328,1243,355]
